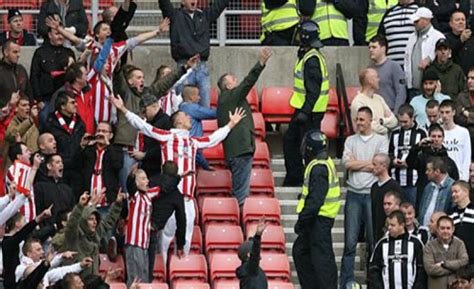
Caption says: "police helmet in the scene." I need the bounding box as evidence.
[301,129,327,157]
[345,281,362,289]
[300,20,323,49]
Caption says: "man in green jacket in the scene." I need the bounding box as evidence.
[216,47,272,206]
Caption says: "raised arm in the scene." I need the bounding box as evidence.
[158,0,176,19]
[44,16,84,47]
[130,18,170,48]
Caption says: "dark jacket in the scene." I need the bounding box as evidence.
[445,30,474,75]
[37,0,89,38]
[0,59,32,108]
[454,91,474,141]
[236,234,268,289]
[217,62,264,160]
[159,0,229,61]
[76,145,123,205]
[30,41,75,102]
[425,59,465,100]
[151,174,186,249]
[420,0,470,33]
[34,176,76,227]
[0,30,37,46]
[114,64,187,146]
[110,2,137,64]
[16,260,50,289]
[142,110,172,181]
[297,48,323,115]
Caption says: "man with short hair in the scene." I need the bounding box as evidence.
[410,70,451,128]
[350,68,398,136]
[404,7,445,98]
[454,67,474,159]
[425,39,465,99]
[418,157,455,226]
[368,35,407,113]
[429,211,447,239]
[217,48,271,205]
[340,106,389,287]
[369,210,426,289]
[0,9,37,46]
[400,202,429,244]
[0,41,32,108]
[370,153,403,241]
[424,216,469,289]
[445,10,474,75]
[389,104,427,204]
[440,100,471,181]
[448,180,474,267]
[37,0,89,39]
[425,99,441,131]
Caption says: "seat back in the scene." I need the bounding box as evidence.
[242,197,281,226]
[196,169,232,195]
[260,253,291,281]
[201,197,240,229]
[261,87,295,123]
[99,254,125,281]
[249,168,275,196]
[205,224,243,254]
[209,253,240,282]
[253,142,270,169]
[246,224,285,253]
[169,254,208,282]
[252,112,266,141]
[153,254,166,282]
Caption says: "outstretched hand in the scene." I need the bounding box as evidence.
[259,47,272,66]
[79,192,90,206]
[110,94,126,113]
[255,217,267,236]
[158,18,170,33]
[45,16,61,31]
[227,107,246,129]
[186,54,200,69]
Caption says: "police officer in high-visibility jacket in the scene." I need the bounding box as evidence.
[283,20,329,186]
[260,0,300,45]
[292,130,340,289]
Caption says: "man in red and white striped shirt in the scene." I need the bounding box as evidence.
[124,168,160,285]
[4,142,42,222]
[111,93,246,262]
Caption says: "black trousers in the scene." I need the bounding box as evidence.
[293,216,337,289]
[261,25,297,46]
[283,111,324,185]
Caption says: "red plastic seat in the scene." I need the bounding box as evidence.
[169,254,208,283]
[202,120,218,136]
[210,87,219,108]
[261,87,295,123]
[83,0,114,9]
[268,281,295,289]
[213,279,240,289]
[196,169,232,196]
[174,281,210,289]
[252,112,266,141]
[201,197,240,230]
[242,197,281,227]
[260,253,291,281]
[209,253,240,282]
[99,254,125,281]
[205,224,243,254]
[170,226,203,254]
[137,284,170,289]
[109,283,127,289]
[2,14,33,32]
[321,110,339,140]
[152,254,166,282]
[249,168,274,196]
[0,0,36,8]
[345,86,360,105]
[253,142,270,168]
[245,224,285,253]
[202,143,226,168]
[246,86,259,112]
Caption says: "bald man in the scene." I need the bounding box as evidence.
[428,211,447,240]
[34,133,57,183]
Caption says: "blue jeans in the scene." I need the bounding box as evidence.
[176,61,210,108]
[119,151,137,194]
[39,100,50,131]
[340,191,374,288]
[228,154,253,206]
[402,185,417,206]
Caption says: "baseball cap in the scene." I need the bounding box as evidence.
[410,7,433,22]
[8,9,22,22]
[435,38,450,50]
[139,93,159,112]
[422,70,440,82]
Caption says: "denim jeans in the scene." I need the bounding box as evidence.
[228,154,253,206]
[119,151,137,194]
[401,185,417,206]
[340,191,374,288]
[176,61,210,108]
[39,100,50,132]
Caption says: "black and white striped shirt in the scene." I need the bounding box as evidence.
[380,3,419,66]
[410,225,430,245]
[449,202,474,264]
[370,232,425,289]
[389,124,427,186]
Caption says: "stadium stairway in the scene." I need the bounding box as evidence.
[269,140,368,288]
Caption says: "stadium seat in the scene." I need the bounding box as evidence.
[196,169,232,196]
[242,197,281,227]
[210,87,219,108]
[252,112,266,141]
[2,14,33,32]
[209,253,240,282]
[253,142,270,168]
[0,0,36,8]
[153,254,166,282]
[268,281,295,289]
[261,87,295,123]
[99,254,125,281]
[260,253,291,281]
[174,281,210,289]
[169,254,208,283]
[202,120,218,136]
[246,86,259,112]
[321,110,339,140]
[245,224,285,253]
[202,143,226,168]
[205,224,243,254]
[109,283,127,289]
[345,86,360,104]
[138,284,170,289]
[170,226,203,254]
[213,279,240,289]
[249,168,274,196]
[201,197,240,230]
[83,0,114,9]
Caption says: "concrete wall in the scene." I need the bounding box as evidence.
[15,46,370,92]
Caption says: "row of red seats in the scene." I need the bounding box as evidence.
[108,281,294,289]
[0,0,113,9]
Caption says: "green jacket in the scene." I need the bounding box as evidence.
[64,201,122,277]
[217,62,264,160]
[114,65,187,146]
[425,59,466,101]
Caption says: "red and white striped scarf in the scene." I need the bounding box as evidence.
[91,148,107,207]
[128,130,144,153]
[55,111,76,134]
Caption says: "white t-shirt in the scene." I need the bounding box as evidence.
[443,125,471,181]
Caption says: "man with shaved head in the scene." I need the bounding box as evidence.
[429,211,447,238]
[35,133,57,183]
[371,153,404,241]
